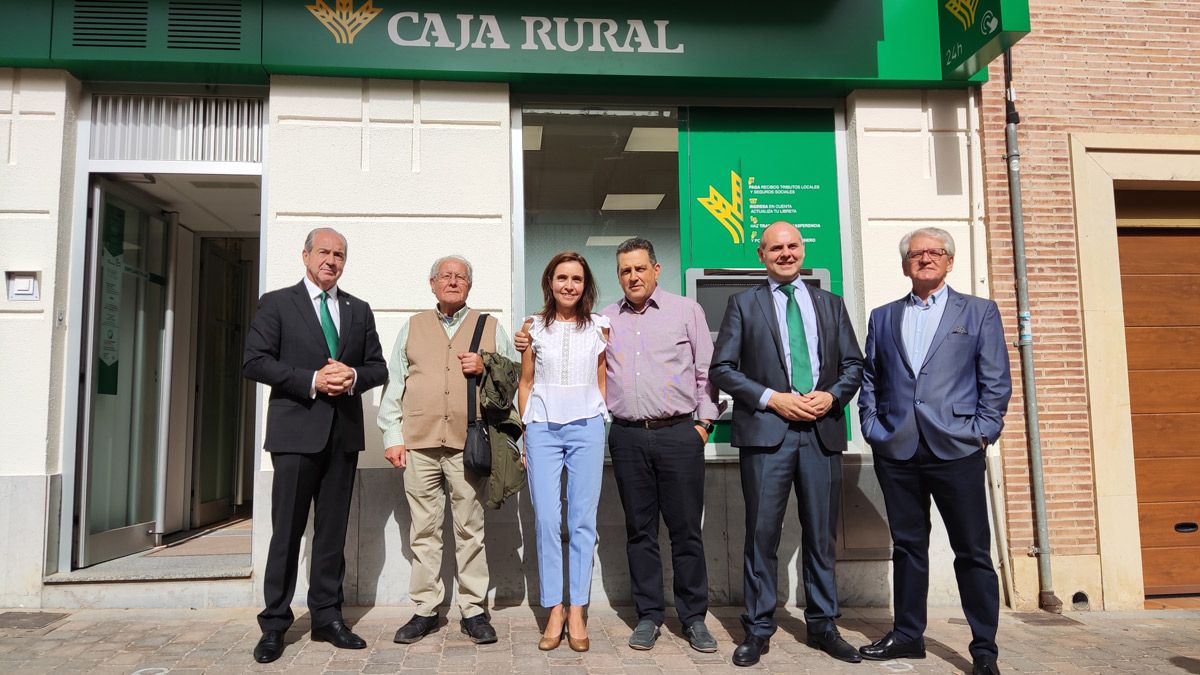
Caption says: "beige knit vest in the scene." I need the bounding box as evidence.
[401,309,497,451]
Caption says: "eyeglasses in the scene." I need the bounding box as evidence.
[436,272,469,284]
[905,248,949,260]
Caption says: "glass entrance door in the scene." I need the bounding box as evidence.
[77,182,171,567]
[192,238,249,527]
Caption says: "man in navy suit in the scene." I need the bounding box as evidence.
[856,227,1011,675]
[710,221,863,667]
[243,228,388,663]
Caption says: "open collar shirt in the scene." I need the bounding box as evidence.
[600,286,720,422]
[901,283,949,371]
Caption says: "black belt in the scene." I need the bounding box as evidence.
[611,413,692,430]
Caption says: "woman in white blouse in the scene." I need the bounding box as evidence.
[518,251,609,653]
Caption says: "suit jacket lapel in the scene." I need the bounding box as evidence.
[889,297,914,375]
[290,281,331,355]
[921,287,967,368]
[804,284,831,385]
[335,293,355,360]
[754,284,788,373]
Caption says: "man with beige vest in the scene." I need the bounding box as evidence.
[377,255,517,645]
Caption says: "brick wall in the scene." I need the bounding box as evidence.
[979,0,1200,556]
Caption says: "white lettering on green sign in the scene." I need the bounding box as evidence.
[385,12,684,54]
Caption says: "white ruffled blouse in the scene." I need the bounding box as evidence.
[522,313,610,424]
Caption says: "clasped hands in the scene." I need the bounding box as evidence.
[315,358,356,396]
[767,390,835,422]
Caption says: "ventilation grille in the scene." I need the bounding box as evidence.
[73,0,150,49]
[91,95,264,163]
[167,0,242,51]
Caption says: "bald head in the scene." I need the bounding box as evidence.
[757,221,806,283]
[759,221,801,249]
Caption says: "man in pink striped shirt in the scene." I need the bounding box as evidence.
[602,237,721,653]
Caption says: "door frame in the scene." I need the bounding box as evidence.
[1070,132,1200,609]
[57,87,267,573]
[75,178,175,567]
[190,236,256,528]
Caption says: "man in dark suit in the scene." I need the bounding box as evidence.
[856,227,1011,675]
[710,221,863,667]
[243,228,387,663]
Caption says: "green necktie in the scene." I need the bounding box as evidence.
[319,290,339,357]
[779,283,813,393]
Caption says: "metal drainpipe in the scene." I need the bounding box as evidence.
[1002,49,1063,614]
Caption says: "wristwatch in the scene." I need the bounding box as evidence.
[697,420,715,434]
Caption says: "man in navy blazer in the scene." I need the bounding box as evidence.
[857,227,1011,675]
[710,222,863,667]
[243,228,387,663]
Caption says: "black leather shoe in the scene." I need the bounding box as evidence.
[460,613,498,644]
[311,619,367,649]
[859,631,927,661]
[807,628,863,663]
[732,635,770,667]
[393,614,439,644]
[253,630,284,663]
[972,656,1001,675]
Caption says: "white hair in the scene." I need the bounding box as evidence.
[898,227,955,261]
[304,227,347,253]
[429,255,474,283]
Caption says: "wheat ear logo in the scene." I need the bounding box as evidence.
[944,0,980,30]
[307,0,382,44]
[698,170,746,244]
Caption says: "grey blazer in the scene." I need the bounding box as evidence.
[710,282,863,451]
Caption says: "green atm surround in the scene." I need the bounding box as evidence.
[678,106,851,450]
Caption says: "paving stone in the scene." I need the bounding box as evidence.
[0,607,1192,673]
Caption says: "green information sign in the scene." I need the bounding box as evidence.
[680,108,843,296]
[97,204,124,396]
[939,0,1030,79]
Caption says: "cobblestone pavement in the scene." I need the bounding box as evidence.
[0,605,1197,674]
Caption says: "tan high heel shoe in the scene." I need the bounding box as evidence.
[566,623,589,652]
[567,631,589,652]
[539,607,566,651]
[538,629,564,651]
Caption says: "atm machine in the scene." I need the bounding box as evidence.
[678,106,891,561]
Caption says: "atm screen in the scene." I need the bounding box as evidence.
[694,276,822,335]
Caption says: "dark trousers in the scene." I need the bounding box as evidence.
[873,441,999,659]
[609,420,708,626]
[258,418,359,633]
[740,424,842,638]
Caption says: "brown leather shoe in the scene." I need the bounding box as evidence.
[567,629,589,652]
[538,630,564,651]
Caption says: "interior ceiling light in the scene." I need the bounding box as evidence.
[523,125,543,151]
[601,194,665,211]
[624,127,677,152]
[585,235,637,246]
[523,107,672,118]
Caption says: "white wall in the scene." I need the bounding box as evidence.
[0,68,79,605]
[257,75,513,604]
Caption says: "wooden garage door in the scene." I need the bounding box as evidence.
[1118,228,1200,595]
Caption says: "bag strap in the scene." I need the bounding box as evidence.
[466,313,489,424]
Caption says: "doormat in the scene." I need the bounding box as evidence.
[1011,612,1082,626]
[0,612,69,629]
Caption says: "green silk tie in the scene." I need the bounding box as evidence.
[319,290,339,357]
[779,283,814,393]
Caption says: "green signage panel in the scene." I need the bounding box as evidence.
[263,1,889,83]
[939,0,1030,79]
[680,108,843,296]
[0,1,1031,87]
[0,0,52,65]
[98,204,125,396]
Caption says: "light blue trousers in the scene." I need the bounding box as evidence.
[524,415,605,607]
